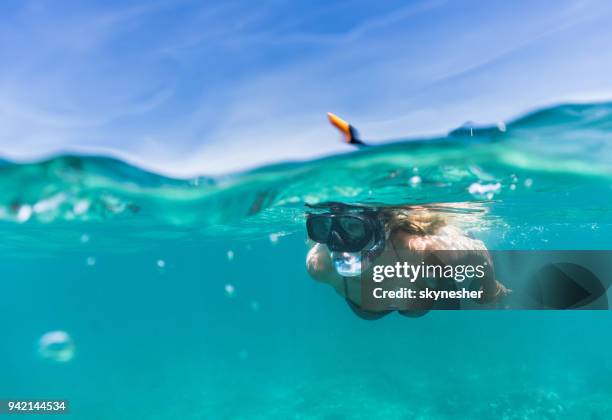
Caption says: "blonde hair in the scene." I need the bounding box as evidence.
[381,208,446,236]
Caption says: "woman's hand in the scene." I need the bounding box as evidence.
[306,243,336,283]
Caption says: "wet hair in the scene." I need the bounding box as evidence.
[380,208,446,236]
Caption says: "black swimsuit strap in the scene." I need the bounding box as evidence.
[345,297,391,320]
[343,276,349,297]
[343,273,392,320]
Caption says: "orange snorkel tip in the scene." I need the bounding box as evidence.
[327,112,365,147]
[327,112,353,143]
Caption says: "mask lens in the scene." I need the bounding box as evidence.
[307,215,332,243]
[338,216,367,240]
[337,216,372,251]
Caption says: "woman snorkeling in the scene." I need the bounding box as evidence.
[306,202,510,319]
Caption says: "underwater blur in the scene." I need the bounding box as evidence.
[1,102,611,419]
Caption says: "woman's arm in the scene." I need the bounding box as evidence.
[306,243,349,296]
[306,243,335,282]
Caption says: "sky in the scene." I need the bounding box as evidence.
[1,0,612,176]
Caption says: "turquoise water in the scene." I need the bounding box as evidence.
[0,102,611,419]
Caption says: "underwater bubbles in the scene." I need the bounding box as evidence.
[269,232,288,244]
[409,175,422,186]
[226,250,235,261]
[468,182,501,199]
[16,205,32,223]
[224,284,236,297]
[86,256,96,267]
[37,331,75,362]
[73,199,90,216]
[157,259,166,269]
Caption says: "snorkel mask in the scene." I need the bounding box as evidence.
[306,202,386,277]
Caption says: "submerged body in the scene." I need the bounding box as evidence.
[307,208,510,318]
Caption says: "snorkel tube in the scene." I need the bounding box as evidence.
[327,113,368,147]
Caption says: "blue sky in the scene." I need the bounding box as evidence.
[2,0,612,176]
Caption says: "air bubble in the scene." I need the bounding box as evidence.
[37,331,75,362]
[73,199,90,216]
[227,250,235,261]
[468,182,501,199]
[157,259,166,268]
[269,232,288,244]
[33,193,66,214]
[17,205,32,223]
[225,284,235,297]
[86,257,96,267]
